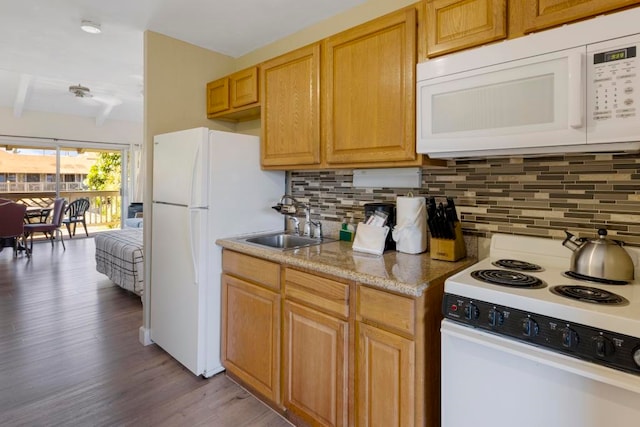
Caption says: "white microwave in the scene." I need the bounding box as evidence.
[416,8,640,158]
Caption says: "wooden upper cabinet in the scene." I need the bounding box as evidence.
[206,78,229,115]
[509,0,640,37]
[260,43,321,168]
[207,66,260,122]
[230,67,259,108]
[426,0,507,57]
[323,8,419,166]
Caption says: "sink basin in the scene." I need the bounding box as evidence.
[243,232,332,250]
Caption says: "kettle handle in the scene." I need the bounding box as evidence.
[562,230,581,251]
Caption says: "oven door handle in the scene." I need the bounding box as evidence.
[441,320,640,393]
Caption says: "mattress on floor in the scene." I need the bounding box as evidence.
[95,228,144,297]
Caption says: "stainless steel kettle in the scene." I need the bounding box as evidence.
[562,229,635,282]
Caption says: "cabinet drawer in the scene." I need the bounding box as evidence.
[222,250,280,291]
[284,269,350,319]
[358,286,415,337]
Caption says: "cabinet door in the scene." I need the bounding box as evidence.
[426,0,507,57]
[230,67,259,108]
[283,300,349,427]
[221,274,280,404]
[356,322,415,427]
[206,77,230,115]
[510,0,640,36]
[261,43,321,168]
[323,9,417,165]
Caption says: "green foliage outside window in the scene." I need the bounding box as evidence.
[85,152,122,227]
[86,152,121,190]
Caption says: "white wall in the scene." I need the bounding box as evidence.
[0,107,141,145]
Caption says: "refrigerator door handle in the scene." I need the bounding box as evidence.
[188,208,199,285]
[188,141,200,208]
[189,138,208,208]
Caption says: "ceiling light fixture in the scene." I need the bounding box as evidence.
[69,84,92,98]
[80,20,101,34]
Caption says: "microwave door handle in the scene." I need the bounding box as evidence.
[568,51,584,129]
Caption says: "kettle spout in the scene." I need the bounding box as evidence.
[562,230,583,252]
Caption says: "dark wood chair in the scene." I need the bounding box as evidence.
[0,202,29,257]
[62,198,90,238]
[23,198,66,253]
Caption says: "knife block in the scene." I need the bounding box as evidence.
[430,222,466,261]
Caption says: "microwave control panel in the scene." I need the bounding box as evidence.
[590,44,637,122]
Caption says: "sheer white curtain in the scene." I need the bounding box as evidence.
[132,143,145,202]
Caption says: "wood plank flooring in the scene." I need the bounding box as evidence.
[0,236,291,426]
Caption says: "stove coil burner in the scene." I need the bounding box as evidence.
[551,285,629,305]
[563,271,628,286]
[492,259,543,272]
[471,269,546,289]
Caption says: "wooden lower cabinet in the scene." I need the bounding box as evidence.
[220,250,445,426]
[221,253,281,404]
[283,300,349,427]
[356,322,415,427]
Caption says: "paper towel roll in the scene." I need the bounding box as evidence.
[392,196,427,254]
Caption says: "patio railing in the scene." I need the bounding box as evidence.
[0,191,122,229]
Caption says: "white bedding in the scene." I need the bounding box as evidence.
[95,229,144,297]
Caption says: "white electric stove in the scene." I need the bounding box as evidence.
[441,233,640,427]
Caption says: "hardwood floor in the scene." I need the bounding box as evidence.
[0,236,291,427]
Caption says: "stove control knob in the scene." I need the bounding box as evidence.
[488,309,504,327]
[594,336,615,358]
[633,347,640,368]
[522,318,539,337]
[464,303,479,321]
[561,327,579,349]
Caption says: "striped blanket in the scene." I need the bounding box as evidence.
[95,229,144,297]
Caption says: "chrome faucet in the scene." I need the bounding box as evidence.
[272,195,322,238]
[287,215,300,235]
[303,206,322,238]
[273,195,303,235]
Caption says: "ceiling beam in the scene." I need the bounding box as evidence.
[95,104,115,127]
[13,74,33,118]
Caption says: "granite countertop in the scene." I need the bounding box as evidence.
[216,235,477,297]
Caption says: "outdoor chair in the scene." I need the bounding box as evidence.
[23,198,66,253]
[62,198,90,238]
[0,202,29,257]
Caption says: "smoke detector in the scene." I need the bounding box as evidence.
[69,84,92,98]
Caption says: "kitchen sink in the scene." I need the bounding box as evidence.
[243,232,332,250]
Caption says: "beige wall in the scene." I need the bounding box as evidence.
[233,0,416,136]
[142,31,237,335]
[235,0,417,69]
[144,30,236,139]
[140,0,419,338]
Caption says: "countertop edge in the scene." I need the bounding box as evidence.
[216,238,476,297]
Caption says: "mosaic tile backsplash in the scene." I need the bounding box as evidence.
[290,153,640,246]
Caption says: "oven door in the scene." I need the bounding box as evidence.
[441,320,640,427]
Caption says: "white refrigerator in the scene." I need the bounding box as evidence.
[150,127,284,377]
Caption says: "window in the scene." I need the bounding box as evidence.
[26,173,40,182]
